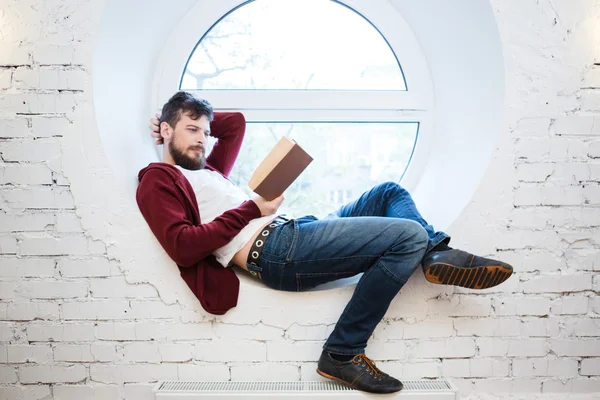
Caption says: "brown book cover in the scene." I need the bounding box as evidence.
[248,136,313,201]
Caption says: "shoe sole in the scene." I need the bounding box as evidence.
[316,369,403,394]
[424,263,513,289]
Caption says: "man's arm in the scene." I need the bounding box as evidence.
[136,169,261,267]
[205,112,246,178]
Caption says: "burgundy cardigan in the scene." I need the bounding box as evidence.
[136,112,261,315]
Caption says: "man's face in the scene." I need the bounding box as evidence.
[167,113,210,170]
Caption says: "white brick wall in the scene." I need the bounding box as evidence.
[0,0,598,399]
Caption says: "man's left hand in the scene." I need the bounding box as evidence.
[149,113,162,145]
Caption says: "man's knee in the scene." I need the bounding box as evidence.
[402,220,429,249]
[377,181,407,196]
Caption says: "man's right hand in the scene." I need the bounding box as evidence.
[252,194,284,216]
[149,113,162,145]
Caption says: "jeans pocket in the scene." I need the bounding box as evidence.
[295,271,356,292]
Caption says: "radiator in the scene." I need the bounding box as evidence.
[153,380,459,399]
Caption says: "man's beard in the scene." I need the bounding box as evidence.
[169,139,206,170]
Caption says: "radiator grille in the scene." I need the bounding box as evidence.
[156,380,453,392]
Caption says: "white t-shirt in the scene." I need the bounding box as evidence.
[175,166,277,268]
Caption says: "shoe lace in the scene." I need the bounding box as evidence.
[352,354,384,379]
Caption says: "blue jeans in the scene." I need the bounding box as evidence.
[249,182,451,356]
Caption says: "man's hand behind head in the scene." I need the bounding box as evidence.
[150,113,163,145]
[252,194,284,217]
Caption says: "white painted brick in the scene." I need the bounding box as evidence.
[0,235,17,254]
[583,185,600,205]
[583,67,600,87]
[493,296,551,316]
[266,341,323,362]
[0,385,51,400]
[401,361,441,379]
[377,361,403,378]
[473,378,543,393]
[477,338,509,357]
[566,249,600,271]
[0,322,15,341]
[0,139,61,162]
[520,318,558,337]
[33,44,86,65]
[166,322,214,340]
[215,323,283,340]
[123,384,154,400]
[510,208,600,230]
[19,365,87,384]
[516,163,555,182]
[89,277,158,298]
[581,358,600,375]
[55,212,82,233]
[300,363,320,381]
[564,317,600,337]
[366,339,406,360]
[231,363,300,381]
[285,324,327,341]
[0,366,17,384]
[197,340,266,362]
[516,138,589,161]
[0,92,81,114]
[0,281,16,299]
[0,44,31,66]
[498,250,565,272]
[260,303,340,328]
[6,345,52,363]
[412,338,476,358]
[96,322,136,341]
[62,300,131,320]
[443,359,489,378]
[128,300,181,319]
[514,185,583,206]
[426,295,491,317]
[158,343,194,362]
[0,117,29,138]
[521,274,592,293]
[0,212,55,234]
[383,319,454,339]
[508,339,548,357]
[27,322,95,342]
[15,280,87,299]
[454,318,520,337]
[58,258,120,277]
[122,343,161,363]
[90,364,178,384]
[590,141,600,159]
[20,236,106,256]
[13,67,86,90]
[54,344,117,362]
[552,116,600,136]
[592,297,600,314]
[177,364,230,381]
[0,69,12,89]
[571,378,600,393]
[551,340,600,356]
[53,384,122,400]
[0,164,54,185]
[548,358,579,377]
[0,302,59,321]
[492,229,562,251]
[511,118,552,137]
[2,187,74,209]
[30,117,71,138]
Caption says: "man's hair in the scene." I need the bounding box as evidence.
[161,91,214,129]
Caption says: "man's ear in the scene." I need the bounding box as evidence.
[160,121,172,140]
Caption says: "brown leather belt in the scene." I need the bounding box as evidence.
[246,215,289,279]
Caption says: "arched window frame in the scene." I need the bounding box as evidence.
[152,0,435,191]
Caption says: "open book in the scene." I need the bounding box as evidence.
[248,136,313,201]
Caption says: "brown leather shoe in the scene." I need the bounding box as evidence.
[317,351,403,394]
[422,248,513,289]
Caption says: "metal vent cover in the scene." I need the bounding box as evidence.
[154,380,458,399]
